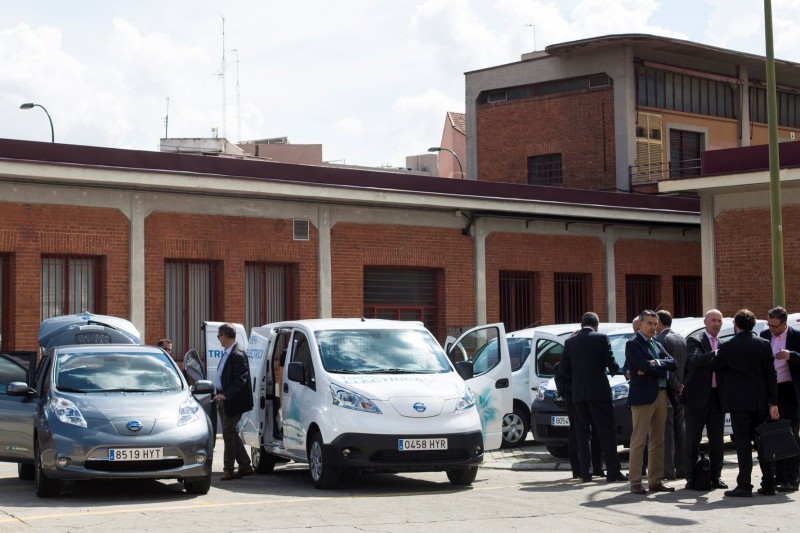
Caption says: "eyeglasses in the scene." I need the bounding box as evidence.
[216,334,223,339]
[768,321,786,329]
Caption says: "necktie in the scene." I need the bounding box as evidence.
[710,337,717,388]
[648,339,667,388]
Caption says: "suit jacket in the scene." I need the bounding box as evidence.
[625,333,677,406]
[710,330,777,412]
[560,327,618,403]
[656,328,688,400]
[761,326,800,405]
[682,332,721,409]
[219,342,254,417]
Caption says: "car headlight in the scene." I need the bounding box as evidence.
[178,398,202,426]
[611,382,629,401]
[49,396,87,428]
[454,387,476,413]
[536,382,548,401]
[330,384,381,413]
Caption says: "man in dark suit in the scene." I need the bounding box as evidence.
[213,323,255,481]
[761,306,800,492]
[706,309,779,497]
[656,310,687,480]
[625,309,678,494]
[560,312,627,483]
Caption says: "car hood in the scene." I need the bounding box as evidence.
[333,373,464,401]
[58,391,189,421]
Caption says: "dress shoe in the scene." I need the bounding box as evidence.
[776,483,799,493]
[581,477,593,483]
[233,465,255,479]
[710,478,728,489]
[593,470,606,478]
[684,481,695,490]
[607,473,629,482]
[724,486,753,498]
[757,487,776,496]
[220,470,235,481]
[571,472,581,479]
[630,483,647,495]
[648,483,675,493]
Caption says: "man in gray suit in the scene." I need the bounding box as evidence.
[656,310,688,480]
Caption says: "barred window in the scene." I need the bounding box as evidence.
[244,262,297,332]
[528,153,563,186]
[165,261,220,360]
[626,275,660,321]
[673,276,701,318]
[41,255,102,321]
[554,273,590,323]
[499,271,540,332]
[0,255,8,350]
[363,268,439,337]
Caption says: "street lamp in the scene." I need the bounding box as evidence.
[20,103,54,143]
[428,146,464,179]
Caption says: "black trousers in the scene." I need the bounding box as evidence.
[684,388,725,481]
[567,401,603,477]
[574,400,622,479]
[665,402,686,477]
[730,408,774,490]
[775,382,800,486]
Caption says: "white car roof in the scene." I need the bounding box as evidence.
[508,322,629,339]
[260,318,429,333]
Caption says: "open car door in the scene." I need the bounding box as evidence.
[182,349,217,437]
[446,323,511,451]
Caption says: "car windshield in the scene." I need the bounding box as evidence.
[54,351,183,393]
[316,329,451,374]
[608,332,634,372]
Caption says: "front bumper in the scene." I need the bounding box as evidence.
[324,431,484,473]
[531,398,632,446]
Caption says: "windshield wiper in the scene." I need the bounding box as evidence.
[95,388,154,393]
[361,368,418,374]
[327,368,363,374]
[56,386,88,393]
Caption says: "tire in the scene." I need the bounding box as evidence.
[545,444,569,459]
[446,466,479,486]
[500,406,530,448]
[184,473,212,495]
[34,441,60,498]
[307,432,338,489]
[251,446,276,474]
[18,462,35,481]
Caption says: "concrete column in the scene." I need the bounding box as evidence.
[318,206,332,318]
[700,194,717,310]
[739,65,751,147]
[613,45,637,192]
[129,194,146,337]
[473,218,487,325]
[604,226,617,322]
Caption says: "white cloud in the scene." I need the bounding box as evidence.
[389,87,463,164]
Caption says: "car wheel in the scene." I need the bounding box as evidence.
[307,432,338,489]
[184,473,212,495]
[18,462,35,481]
[34,441,60,498]
[500,407,530,448]
[545,444,569,459]
[251,446,276,474]
[446,466,479,486]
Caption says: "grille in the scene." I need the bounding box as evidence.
[535,425,570,439]
[85,459,184,472]
[370,448,471,463]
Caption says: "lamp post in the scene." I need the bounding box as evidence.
[20,103,54,143]
[428,146,464,179]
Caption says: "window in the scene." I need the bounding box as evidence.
[478,73,612,105]
[673,276,701,318]
[499,271,539,332]
[291,331,315,389]
[165,260,220,360]
[669,129,703,178]
[0,352,33,394]
[636,66,735,119]
[244,262,296,332]
[554,273,590,324]
[41,255,101,321]
[535,337,564,379]
[0,255,8,351]
[528,154,563,186]
[626,275,660,321]
[750,86,800,128]
[363,268,439,336]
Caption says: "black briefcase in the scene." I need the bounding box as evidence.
[755,419,800,462]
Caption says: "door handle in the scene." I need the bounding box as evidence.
[495,378,509,389]
[283,383,289,394]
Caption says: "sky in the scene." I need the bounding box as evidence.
[3,0,800,168]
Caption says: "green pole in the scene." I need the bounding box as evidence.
[764,0,785,306]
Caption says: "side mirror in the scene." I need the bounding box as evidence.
[7,382,35,397]
[191,380,215,395]
[455,360,474,381]
[287,361,304,383]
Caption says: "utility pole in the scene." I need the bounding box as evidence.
[163,97,169,138]
[232,48,241,143]
[525,24,536,51]
[220,16,227,139]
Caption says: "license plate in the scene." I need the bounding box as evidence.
[724,413,732,427]
[397,438,448,451]
[551,415,570,427]
[108,447,163,461]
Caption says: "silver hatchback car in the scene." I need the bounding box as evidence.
[4,345,215,497]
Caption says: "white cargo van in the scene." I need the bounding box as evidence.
[240,318,511,489]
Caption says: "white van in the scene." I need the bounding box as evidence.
[239,318,511,489]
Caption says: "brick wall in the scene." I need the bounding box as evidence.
[145,213,318,344]
[485,232,607,324]
[614,239,702,321]
[716,206,800,316]
[0,203,129,350]
[476,87,616,190]
[330,223,473,340]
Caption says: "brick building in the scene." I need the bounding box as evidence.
[0,138,699,356]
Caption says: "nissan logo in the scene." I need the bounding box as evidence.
[127,421,143,432]
[412,402,427,413]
